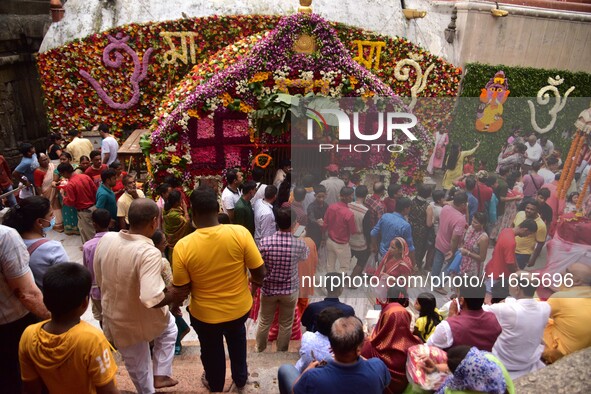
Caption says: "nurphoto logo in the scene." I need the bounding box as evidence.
[301,98,419,153]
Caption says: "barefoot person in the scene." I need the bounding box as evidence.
[94,199,189,392]
[172,186,266,392]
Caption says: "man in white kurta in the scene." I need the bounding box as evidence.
[483,272,550,379]
[94,199,188,393]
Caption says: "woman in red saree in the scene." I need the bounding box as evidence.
[361,287,422,394]
[371,237,413,278]
[367,237,413,305]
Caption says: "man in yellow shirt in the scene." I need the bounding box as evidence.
[65,129,94,164]
[543,262,591,364]
[173,185,266,393]
[19,263,118,394]
[513,200,546,269]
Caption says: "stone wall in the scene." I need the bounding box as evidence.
[514,347,591,393]
[39,0,591,72]
[454,1,591,73]
[39,0,459,62]
[0,2,51,165]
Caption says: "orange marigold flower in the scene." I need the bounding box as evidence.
[239,102,253,113]
[250,72,270,82]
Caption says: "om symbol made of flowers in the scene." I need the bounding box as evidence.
[79,33,154,110]
[394,53,435,110]
[527,75,575,134]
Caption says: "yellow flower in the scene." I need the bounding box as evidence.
[350,75,358,86]
[171,155,181,165]
[187,109,200,118]
[145,157,153,176]
[276,80,288,93]
[239,102,253,113]
[220,93,232,106]
[250,72,270,83]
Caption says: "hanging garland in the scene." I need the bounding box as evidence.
[253,153,272,168]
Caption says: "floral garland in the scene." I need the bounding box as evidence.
[253,153,272,169]
[148,13,433,191]
[38,14,462,193]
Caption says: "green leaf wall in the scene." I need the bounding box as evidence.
[450,63,591,170]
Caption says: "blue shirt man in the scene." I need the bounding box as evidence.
[13,143,39,183]
[283,316,390,394]
[466,191,478,224]
[370,197,415,258]
[95,169,118,223]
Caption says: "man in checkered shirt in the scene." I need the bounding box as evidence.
[365,182,386,230]
[255,207,310,353]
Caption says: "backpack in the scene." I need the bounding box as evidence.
[27,239,50,255]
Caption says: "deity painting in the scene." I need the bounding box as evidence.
[475,71,510,133]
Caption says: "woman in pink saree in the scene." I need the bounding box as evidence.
[427,129,449,175]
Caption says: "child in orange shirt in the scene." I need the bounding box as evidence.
[19,263,118,394]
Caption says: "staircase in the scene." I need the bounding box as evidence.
[115,340,301,393]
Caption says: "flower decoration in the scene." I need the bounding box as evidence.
[149,13,434,190]
[38,14,462,192]
[254,153,272,168]
[38,15,460,139]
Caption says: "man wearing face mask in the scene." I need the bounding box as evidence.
[117,174,145,230]
[2,196,69,290]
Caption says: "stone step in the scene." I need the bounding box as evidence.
[115,340,301,393]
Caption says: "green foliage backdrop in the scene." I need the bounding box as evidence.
[450,63,591,170]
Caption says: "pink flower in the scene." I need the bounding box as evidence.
[197,118,215,139]
[191,146,216,164]
[223,119,249,138]
[224,146,243,168]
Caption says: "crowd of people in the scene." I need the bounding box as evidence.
[1,126,591,393]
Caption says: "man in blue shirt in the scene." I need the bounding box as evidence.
[370,197,415,266]
[95,169,118,228]
[464,176,478,224]
[301,272,355,332]
[12,143,39,185]
[278,316,390,394]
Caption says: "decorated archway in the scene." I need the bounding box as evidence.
[148,12,460,191]
[150,14,431,191]
[37,9,463,191]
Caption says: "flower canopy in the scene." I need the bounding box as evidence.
[150,13,433,190]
